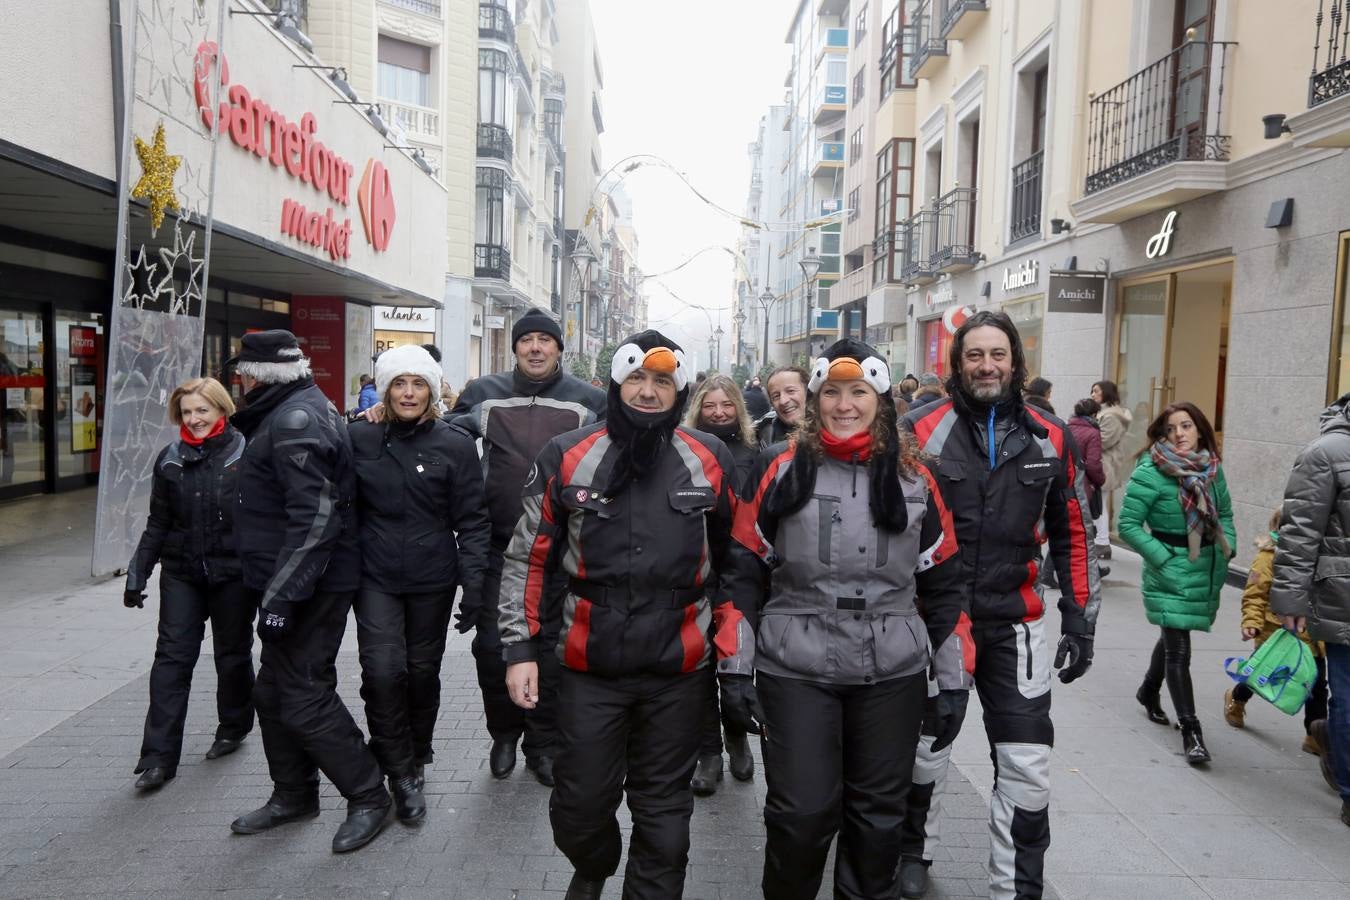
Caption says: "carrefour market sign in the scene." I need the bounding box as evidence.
[192,42,395,261]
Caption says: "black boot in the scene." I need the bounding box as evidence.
[725,731,754,782]
[899,859,929,898]
[526,755,555,787]
[1136,684,1170,726]
[1180,720,1211,765]
[205,737,243,760]
[331,799,393,853]
[134,767,175,791]
[489,738,517,778]
[230,795,320,834]
[391,775,426,824]
[690,753,723,797]
[564,872,605,900]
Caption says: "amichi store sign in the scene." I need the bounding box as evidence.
[1047,272,1108,314]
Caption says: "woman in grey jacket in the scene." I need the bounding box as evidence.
[723,339,969,900]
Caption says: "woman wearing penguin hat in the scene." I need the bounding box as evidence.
[720,337,971,899]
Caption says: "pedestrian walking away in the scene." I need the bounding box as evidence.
[897,310,1100,900]
[743,376,771,420]
[683,372,759,795]
[1224,509,1331,769]
[723,338,970,900]
[755,365,809,448]
[225,329,392,854]
[448,307,605,787]
[1068,398,1110,578]
[497,329,745,900]
[1118,401,1235,765]
[350,345,491,824]
[123,377,255,792]
[1091,380,1133,557]
[1270,391,1350,827]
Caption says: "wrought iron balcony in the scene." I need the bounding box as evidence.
[478,2,513,43]
[381,0,441,15]
[1311,0,1350,106]
[940,0,989,41]
[1009,150,1043,243]
[907,0,948,80]
[932,187,979,272]
[474,243,511,280]
[476,123,513,162]
[1084,40,1235,195]
[900,208,939,285]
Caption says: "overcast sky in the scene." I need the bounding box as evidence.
[589,0,799,371]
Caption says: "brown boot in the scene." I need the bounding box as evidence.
[1223,688,1246,729]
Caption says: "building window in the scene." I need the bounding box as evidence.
[475,167,510,247]
[847,187,860,223]
[849,126,863,164]
[855,5,868,40]
[378,36,431,107]
[1009,54,1050,244]
[478,49,512,127]
[873,143,893,286]
[879,1,917,99]
[853,66,865,107]
[872,138,914,284]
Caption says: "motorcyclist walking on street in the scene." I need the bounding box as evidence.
[225,330,392,854]
[497,329,745,900]
[897,311,1100,899]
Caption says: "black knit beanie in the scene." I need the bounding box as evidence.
[512,308,564,352]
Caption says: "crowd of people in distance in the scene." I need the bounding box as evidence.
[121,306,1349,899]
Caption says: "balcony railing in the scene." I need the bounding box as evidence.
[1009,150,1043,243]
[515,46,534,100]
[474,243,511,280]
[476,122,512,162]
[817,27,849,58]
[377,100,439,142]
[478,2,513,42]
[900,207,939,284]
[940,0,989,41]
[907,0,948,79]
[932,187,979,271]
[818,141,845,163]
[1084,40,1235,195]
[1310,0,1350,107]
[382,0,441,15]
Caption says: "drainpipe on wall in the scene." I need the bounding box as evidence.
[109,0,126,184]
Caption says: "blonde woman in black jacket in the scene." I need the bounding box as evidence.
[349,345,491,824]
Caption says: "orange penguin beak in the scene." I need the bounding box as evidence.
[826,358,864,382]
[643,347,678,374]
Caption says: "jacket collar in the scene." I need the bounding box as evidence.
[512,362,564,397]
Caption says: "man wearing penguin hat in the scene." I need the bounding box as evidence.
[495,329,751,900]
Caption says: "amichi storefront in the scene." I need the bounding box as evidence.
[0,1,449,504]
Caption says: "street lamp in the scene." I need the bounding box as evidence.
[568,244,597,351]
[759,288,776,375]
[732,308,747,370]
[713,323,724,372]
[798,245,823,331]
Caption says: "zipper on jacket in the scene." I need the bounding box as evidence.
[850,453,859,497]
[986,406,997,470]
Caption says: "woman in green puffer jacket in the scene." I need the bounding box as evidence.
[1119,401,1235,766]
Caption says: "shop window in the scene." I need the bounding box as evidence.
[1330,232,1350,400]
[378,36,431,107]
[0,311,46,492]
[1003,295,1044,377]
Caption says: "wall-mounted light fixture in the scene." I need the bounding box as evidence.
[230,8,313,53]
[1265,198,1295,228]
[1263,113,1292,140]
[294,64,358,102]
[1050,218,1073,235]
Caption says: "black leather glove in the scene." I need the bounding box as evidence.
[929,689,969,752]
[453,592,483,635]
[257,608,293,644]
[123,589,146,609]
[1054,632,1094,683]
[718,675,767,736]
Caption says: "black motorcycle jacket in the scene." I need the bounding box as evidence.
[449,364,605,547]
[349,417,491,596]
[904,394,1100,635]
[126,426,246,591]
[231,378,360,612]
[496,423,752,677]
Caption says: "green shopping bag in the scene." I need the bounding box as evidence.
[1223,628,1317,716]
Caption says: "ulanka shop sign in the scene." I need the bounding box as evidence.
[193,42,396,261]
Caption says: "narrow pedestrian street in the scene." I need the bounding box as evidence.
[0,492,1344,899]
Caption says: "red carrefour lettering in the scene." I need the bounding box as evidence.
[357,160,396,253]
[193,42,229,130]
[280,198,351,261]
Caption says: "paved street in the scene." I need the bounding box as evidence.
[0,491,1345,898]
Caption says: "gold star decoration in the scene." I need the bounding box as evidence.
[131,122,182,234]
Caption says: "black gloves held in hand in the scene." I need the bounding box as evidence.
[929,689,969,753]
[123,589,146,609]
[1054,632,1094,684]
[718,675,767,736]
[453,592,484,635]
[257,608,293,644]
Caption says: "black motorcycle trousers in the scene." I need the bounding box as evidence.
[758,670,927,900]
[251,589,387,808]
[137,575,256,772]
[355,585,454,778]
[697,650,746,757]
[551,667,709,900]
[475,550,560,761]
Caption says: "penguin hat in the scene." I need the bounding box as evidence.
[807,339,892,397]
[609,330,691,393]
[604,329,691,494]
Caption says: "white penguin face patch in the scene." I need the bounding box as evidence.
[610,341,689,391]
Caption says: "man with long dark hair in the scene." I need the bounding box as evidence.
[897,311,1100,899]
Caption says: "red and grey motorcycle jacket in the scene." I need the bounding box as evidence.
[722,444,973,690]
[903,396,1100,635]
[496,423,751,677]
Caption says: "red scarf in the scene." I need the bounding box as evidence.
[818,428,872,462]
[180,416,226,447]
